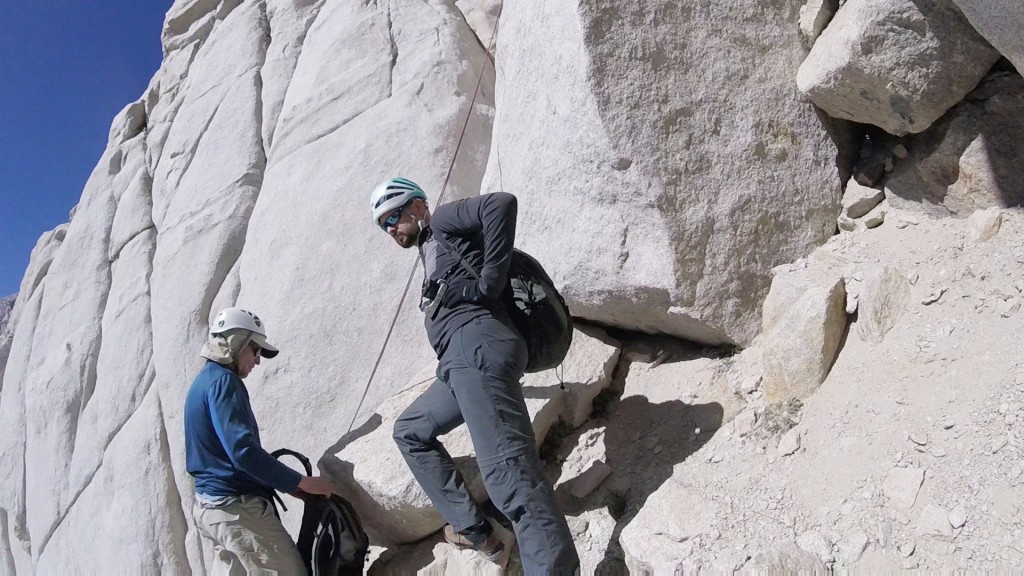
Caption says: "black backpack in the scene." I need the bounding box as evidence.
[506,249,574,373]
[272,449,369,576]
[432,235,573,373]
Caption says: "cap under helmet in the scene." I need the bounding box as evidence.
[210,307,280,358]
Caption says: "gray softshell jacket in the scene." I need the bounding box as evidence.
[417,192,518,357]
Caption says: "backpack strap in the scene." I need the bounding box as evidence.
[270,448,313,513]
[271,448,313,476]
[429,227,483,281]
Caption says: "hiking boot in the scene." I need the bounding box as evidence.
[443,524,509,566]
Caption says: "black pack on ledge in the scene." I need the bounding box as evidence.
[272,449,369,576]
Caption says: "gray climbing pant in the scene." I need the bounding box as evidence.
[393,316,579,575]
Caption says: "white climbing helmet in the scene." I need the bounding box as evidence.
[370,177,428,225]
[210,307,279,358]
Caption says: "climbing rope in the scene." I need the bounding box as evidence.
[346,3,504,434]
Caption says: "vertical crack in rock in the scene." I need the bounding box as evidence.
[2,286,46,565]
[168,86,231,192]
[0,510,15,574]
[385,0,397,98]
[155,392,191,572]
[261,0,327,152]
[74,323,103,429]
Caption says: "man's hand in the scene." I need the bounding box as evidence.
[298,475,334,496]
[440,278,483,308]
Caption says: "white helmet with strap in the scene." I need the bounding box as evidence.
[211,307,280,358]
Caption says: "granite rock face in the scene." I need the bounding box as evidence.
[480,0,842,347]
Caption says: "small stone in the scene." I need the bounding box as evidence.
[942,420,955,430]
[797,530,834,563]
[710,453,724,463]
[778,429,801,456]
[836,531,869,565]
[846,293,859,314]
[922,288,947,305]
[893,144,908,159]
[916,504,954,541]
[734,410,758,437]
[739,375,762,394]
[884,467,925,510]
[863,201,888,228]
[992,437,1008,454]
[930,447,947,458]
[907,271,920,285]
[899,542,916,558]
[1000,298,1021,318]
[967,207,1002,244]
[948,505,968,529]
[909,432,928,446]
[902,558,919,569]
[842,180,886,219]
[838,213,860,232]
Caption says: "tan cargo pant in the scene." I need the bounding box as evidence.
[193,496,307,576]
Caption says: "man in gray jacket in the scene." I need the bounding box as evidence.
[371,177,579,573]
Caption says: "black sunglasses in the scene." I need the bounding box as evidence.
[379,205,407,232]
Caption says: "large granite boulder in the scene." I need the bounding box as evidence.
[761,267,848,403]
[950,0,1024,74]
[480,0,842,346]
[884,72,1024,214]
[797,0,1001,135]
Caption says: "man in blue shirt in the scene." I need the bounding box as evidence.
[185,307,332,575]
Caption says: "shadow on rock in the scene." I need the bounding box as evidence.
[547,390,724,573]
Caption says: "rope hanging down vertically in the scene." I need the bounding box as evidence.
[346,4,504,434]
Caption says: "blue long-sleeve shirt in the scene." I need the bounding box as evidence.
[185,361,302,498]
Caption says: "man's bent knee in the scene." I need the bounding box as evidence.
[392,411,430,453]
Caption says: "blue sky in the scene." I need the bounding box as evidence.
[0,2,169,297]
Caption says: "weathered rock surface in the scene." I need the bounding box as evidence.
[762,269,848,402]
[801,0,840,43]
[856,265,909,343]
[883,466,925,511]
[619,479,719,572]
[554,426,611,500]
[325,329,618,545]
[950,0,1024,74]
[797,530,834,563]
[455,0,502,51]
[2,0,496,571]
[842,180,885,219]
[747,543,827,572]
[481,0,842,346]
[567,508,617,575]
[7,0,1020,570]
[967,207,1003,243]
[0,294,15,389]
[797,0,1001,135]
[884,73,1024,214]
